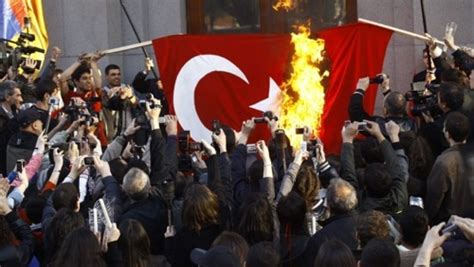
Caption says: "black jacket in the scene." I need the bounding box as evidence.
[341,140,409,216]
[0,212,36,267]
[165,153,233,267]
[348,89,416,134]
[303,212,358,266]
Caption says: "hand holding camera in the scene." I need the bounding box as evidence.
[52,148,64,170]
[238,119,256,145]
[123,118,141,138]
[201,139,216,156]
[68,155,87,180]
[165,115,178,136]
[256,140,270,162]
[341,121,359,143]
[34,131,48,155]
[212,130,227,154]
[451,215,474,242]
[145,96,162,130]
[92,156,112,178]
[363,120,385,142]
[294,147,309,166]
[356,77,370,91]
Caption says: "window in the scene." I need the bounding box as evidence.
[187,0,357,34]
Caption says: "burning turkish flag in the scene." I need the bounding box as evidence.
[153,23,393,154]
[154,34,291,143]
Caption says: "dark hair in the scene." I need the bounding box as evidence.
[183,184,219,232]
[364,163,392,197]
[293,162,320,209]
[50,227,106,267]
[71,63,91,81]
[238,193,274,245]
[445,111,470,142]
[438,81,464,111]
[212,231,249,266]
[277,191,307,235]
[45,209,84,263]
[360,137,384,164]
[356,210,390,248]
[408,136,434,181]
[52,183,79,211]
[441,68,470,88]
[384,91,406,117]
[35,79,57,101]
[246,241,281,267]
[314,240,356,267]
[0,216,14,247]
[360,238,400,267]
[0,80,19,101]
[247,159,263,189]
[213,125,236,154]
[399,206,429,248]
[118,219,151,267]
[24,195,47,224]
[108,158,128,184]
[105,64,120,75]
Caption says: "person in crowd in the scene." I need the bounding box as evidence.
[190,245,241,267]
[165,133,233,266]
[6,108,45,172]
[356,210,390,249]
[397,206,441,267]
[238,140,277,246]
[407,135,434,198]
[49,225,120,267]
[102,64,136,141]
[0,80,23,174]
[117,219,152,267]
[314,239,356,267]
[341,120,408,215]
[211,231,249,267]
[425,111,472,224]
[303,177,358,265]
[0,178,35,267]
[349,74,416,133]
[420,81,465,157]
[359,238,400,267]
[31,79,64,138]
[277,191,310,266]
[413,48,441,84]
[246,242,281,267]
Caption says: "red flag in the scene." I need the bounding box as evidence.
[154,34,291,143]
[153,23,392,154]
[318,23,393,154]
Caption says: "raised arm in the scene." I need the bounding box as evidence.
[340,122,360,191]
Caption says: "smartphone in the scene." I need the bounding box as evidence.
[16,160,25,173]
[212,120,221,135]
[246,144,257,154]
[83,157,94,166]
[357,122,368,131]
[301,141,308,152]
[295,128,305,134]
[440,223,458,236]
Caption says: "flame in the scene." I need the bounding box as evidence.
[279,23,328,148]
[273,0,295,11]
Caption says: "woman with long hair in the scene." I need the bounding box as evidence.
[165,136,233,267]
[118,219,152,267]
[43,208,84,264]
[49,228,106,267]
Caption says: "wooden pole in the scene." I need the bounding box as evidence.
[358,18,444,45]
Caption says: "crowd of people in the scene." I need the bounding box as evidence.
[0,28,473,267]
